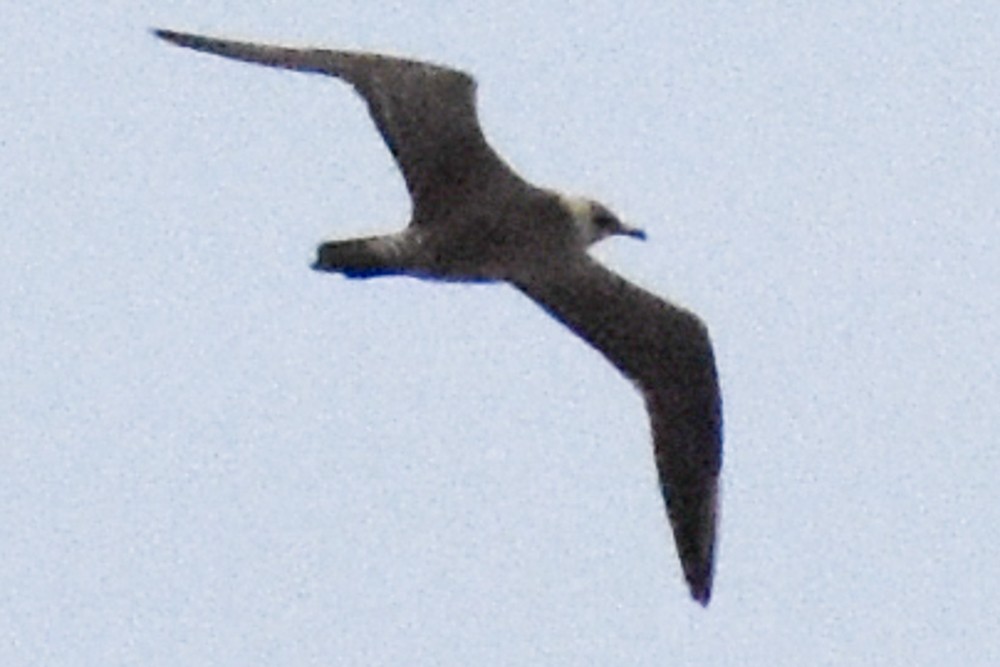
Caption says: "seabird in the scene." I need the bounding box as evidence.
[154,28,723,606]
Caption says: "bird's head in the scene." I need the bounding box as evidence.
[560,194,646,247]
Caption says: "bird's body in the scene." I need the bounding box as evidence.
[155,29,723,605]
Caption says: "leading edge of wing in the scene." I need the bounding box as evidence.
[152,28,515,217]
[154,28,337,74]
[152,28,467,80]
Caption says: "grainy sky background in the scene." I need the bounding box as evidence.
[4,2,998,664]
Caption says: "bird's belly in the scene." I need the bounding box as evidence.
[412,218,523,282]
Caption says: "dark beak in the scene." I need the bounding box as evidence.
[622,224,647,241]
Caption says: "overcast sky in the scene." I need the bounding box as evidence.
[3,2,998,665]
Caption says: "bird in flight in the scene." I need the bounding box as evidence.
[155,28,723,605]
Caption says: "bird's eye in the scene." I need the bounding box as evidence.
[595,211,617,229]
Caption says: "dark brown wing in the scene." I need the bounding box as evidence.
[153,29,517,221]
[514,256,722,605]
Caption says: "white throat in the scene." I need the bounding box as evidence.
[558,193,593,224]
[556,193,603,245]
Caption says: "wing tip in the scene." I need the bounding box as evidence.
[151,28,211,52]
[151,28,228,54]
[150,27,183,43]
[683,556,714,607]
[689,579,713,607]
[675,487,718,607]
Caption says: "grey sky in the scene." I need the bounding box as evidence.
[3,2,998,664]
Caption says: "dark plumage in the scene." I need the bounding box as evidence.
[155,28,723,605]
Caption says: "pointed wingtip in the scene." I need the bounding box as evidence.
[679,528,715,607]
[151,28,185,47]
[684,560,713,607]
[151,28,202,49]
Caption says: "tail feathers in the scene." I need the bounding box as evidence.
[312,237,409,278]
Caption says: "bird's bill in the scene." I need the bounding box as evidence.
[622,224,647,241]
